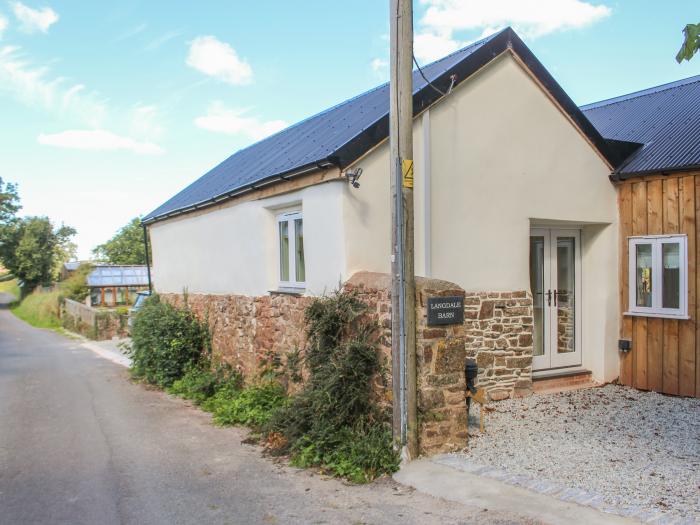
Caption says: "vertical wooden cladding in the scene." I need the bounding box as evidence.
[618,172,698,398]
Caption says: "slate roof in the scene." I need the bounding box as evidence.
[581,75,700,178]
[87,265,150,287]
[144,27,620,224]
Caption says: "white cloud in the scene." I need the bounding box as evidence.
[0,14,8,38]
[12,2,59,34]
[370,57,388,80]
[0,45,107,126]
[129,104,164,140]
[38,129,163,155]
[194,102,287,141]
[186,36,252,85]
[415,0,611,61]
[371,57,387,72]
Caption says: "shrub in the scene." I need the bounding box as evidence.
[59,263,92,302]
[265,290,398,483]
[129,294,210,387]
[211,382,286,428]
[169,361,242,406]
[291,420,398,484]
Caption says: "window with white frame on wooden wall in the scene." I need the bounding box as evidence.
[628,235,688,319]
[277,211,305,289]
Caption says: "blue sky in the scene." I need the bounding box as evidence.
[1,0,698,258]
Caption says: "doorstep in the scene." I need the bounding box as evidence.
[532,368,598,395]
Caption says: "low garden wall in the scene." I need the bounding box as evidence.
[62,298,128,340]
[162,272,534,455]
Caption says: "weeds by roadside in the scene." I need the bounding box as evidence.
[3,265,93,330]
[131,291,399,484]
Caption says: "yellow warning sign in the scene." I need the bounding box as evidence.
[402,159,414,189]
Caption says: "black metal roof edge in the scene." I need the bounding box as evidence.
[604,139,645,173]
[332,30,511,169]
[503,29,625,168]
[334,28,624,171]
[141,159,338,225]
[611,163,700,182]
[144,27,623,225]
[580,73,700,111]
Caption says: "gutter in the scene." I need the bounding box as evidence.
[611,163,700,182]
[142,160,337,225]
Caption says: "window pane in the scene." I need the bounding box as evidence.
[662,243,680,309]
[635,244,653,307]
[294,218,305,283]
[104,287,114,306]
[90,288,100,306]
[279,221,289,282]
[529,236,545,357]
[556,237,576,354]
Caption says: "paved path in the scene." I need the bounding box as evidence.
[0,295,537,525]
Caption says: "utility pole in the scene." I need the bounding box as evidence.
[389,0,417,459]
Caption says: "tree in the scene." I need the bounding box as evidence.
[676,23,700,63]
[0,217,77,289]
[92,217,150,265]
[0,177,20,225]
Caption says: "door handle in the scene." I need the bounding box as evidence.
[553,289,558,307]
[545,290,552,307]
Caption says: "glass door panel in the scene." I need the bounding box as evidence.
[530,228,582,371]
[550,231,581,368]
[530,236,546,357]
[555,237,575,355]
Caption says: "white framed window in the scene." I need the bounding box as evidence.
[627,235,688,319]
[277,211,305,289]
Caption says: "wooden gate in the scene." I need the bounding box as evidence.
[618,172,699,397]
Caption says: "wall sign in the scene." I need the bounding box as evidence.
[427,296,464,326]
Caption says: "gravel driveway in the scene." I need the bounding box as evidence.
[449,385,699,523]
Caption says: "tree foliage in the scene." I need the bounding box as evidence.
[0,217,77,289]
[93,217,149,265]
[0,178,77,290]
[676,23,700,63]
[0,177,20,224]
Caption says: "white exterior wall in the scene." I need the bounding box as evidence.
[343,53,620,382]
[149,52,620,382]
[150,181,347,297]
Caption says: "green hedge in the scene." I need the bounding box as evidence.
[129,294,210,387]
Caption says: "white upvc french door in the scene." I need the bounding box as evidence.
[530,228,582,371]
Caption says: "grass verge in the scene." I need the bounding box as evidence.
[0,278,20,299]
[11,288,61,329]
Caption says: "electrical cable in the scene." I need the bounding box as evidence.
[412,54,446,96]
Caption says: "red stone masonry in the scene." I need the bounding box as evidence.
[162,271,533,455]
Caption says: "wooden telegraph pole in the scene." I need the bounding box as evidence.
[389,0,417,459]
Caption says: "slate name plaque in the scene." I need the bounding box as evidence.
[427,296,464,326]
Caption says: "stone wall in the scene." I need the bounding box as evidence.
[162,272,533,456]
[62,298,128,340]
[345,272,533,455]
[161,292,311,379]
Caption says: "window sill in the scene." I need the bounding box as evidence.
[269,287,305,297]
[624,311,690,320]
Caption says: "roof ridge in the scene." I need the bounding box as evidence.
[412,27,508,70]
[225,29,506,157]
[184,29,505,177]
[581,73,700,110]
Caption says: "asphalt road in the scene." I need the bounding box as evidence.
[0,293,534,525]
